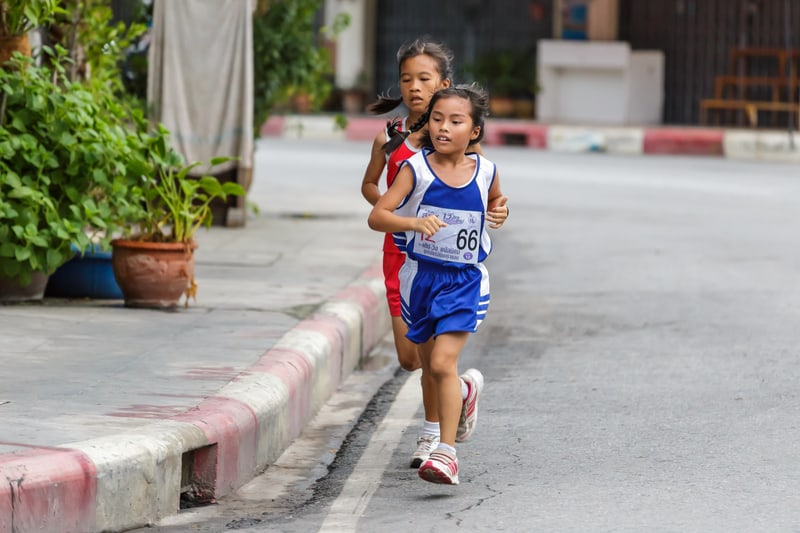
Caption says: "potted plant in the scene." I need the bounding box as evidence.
[466,49,539,118]
[0,49,147,301]
[42,1,149,300]
[0,0,62,63]
[252,1,349,129]
[110,125,245,309]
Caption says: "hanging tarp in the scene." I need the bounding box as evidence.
[148,0,254,224]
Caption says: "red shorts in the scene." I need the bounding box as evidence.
[383,249,404,317]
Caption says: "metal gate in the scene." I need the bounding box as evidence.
[373,0,553,100]
[619,0,799,125]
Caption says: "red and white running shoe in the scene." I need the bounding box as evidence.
[456,368,484,442]
[418,448,459,485]
[410,435,440,468]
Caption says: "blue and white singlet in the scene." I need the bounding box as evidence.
[392,148,496,267]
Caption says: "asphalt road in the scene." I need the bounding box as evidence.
[137,139,800,533]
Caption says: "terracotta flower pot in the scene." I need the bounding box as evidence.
[0,34,32,66]
[513,98,536,119]
[111,239,197,309]
[489,96,515,118]
[341,89,366,114]
[292,93,311,114]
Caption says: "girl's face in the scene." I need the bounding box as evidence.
[399,54,450,115]
[428,96,480,155]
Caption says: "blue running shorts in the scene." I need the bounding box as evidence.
[399,260,490,344]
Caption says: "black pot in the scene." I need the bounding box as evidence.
[0,272,49,303]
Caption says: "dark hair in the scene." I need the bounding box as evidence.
[423,83,489,147]
[367,37,454,116]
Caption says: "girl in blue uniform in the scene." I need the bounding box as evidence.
[361,38,498,469]
[368,85,509,485]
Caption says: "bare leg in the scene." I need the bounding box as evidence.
[419,331,469,446]
[392,316,438,423]
[392,316,419,371]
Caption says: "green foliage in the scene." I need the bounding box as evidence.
[43,0,147,113]
[0,1,244,286]
[466,49,540,98]
[252,0,348,131]
[0,48,148,285]
[0,0,63,37]
[124,124,246,244]
[60,1,145,87]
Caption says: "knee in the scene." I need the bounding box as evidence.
[397,347,421,371]
[427,359,457,381]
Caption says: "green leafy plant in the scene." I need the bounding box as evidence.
[466,48,540,98]
[252,0,349,131]
[109,125,246,309]
[0,48,147,286]
[48,0,146,92]
[0,0,63,37]
[123,124,246,244]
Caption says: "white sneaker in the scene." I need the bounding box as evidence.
[456,368,484,442]
[419,448,459,485]
[410,434,440,468]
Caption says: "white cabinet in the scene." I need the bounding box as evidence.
[536,39,665,125]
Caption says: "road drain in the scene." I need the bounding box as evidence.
[180,445,217,509]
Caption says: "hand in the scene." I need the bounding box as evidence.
[414,215,447,237]
[486,196,509,229]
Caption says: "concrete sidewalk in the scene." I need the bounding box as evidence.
[262,114,800,164]
[0,139,392,533]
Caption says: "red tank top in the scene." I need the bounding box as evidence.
[383,117,420,252]
[386,118,420,188]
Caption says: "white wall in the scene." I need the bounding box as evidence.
[326,0,368,89]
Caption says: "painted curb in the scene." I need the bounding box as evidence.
[643,127,725,156]
[723,129,800,163]
[0,263,390,533]
[344,117,385,142]
[260,114,799,162]
[547,125,645,155]
[482,120,548,148]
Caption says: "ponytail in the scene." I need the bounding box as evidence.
[367,95,404,115]
[381,111,430,154]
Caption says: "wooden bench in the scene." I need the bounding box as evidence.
[729,48,800,75]
[714,75,798,101]
[699,47,800,127]
[700,98,800,127]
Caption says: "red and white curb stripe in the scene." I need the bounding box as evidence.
[261,115,800,162]
[0,264,390,533]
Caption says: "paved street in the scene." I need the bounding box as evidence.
[240,143,800,531]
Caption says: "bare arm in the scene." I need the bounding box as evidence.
[361,131,388,206]
[486,170,508,229]
[368,165,446,237]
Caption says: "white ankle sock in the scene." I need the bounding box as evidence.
[461,378,468,400]
[436,443,456,455]
[422,420,440,438]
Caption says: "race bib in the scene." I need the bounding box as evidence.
[413,204,481,264]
